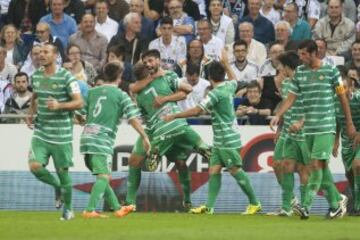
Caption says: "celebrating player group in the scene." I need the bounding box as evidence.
[25,40,360,221]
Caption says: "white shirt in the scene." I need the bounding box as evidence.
[95,16,119,42]
[230,60,259,83]
[0,0,10,14]
[283,0,320,20]
[20,63,39,82]
[259,58,276,77]
[202,35,224,61]
[149,36,186,70]
[226,39,267,66]
[260,7,281,25]
[194,0,206,16]
[178,77,210,111]
[0,80,12,113]
[5,48,14,65]
[0,62,17,83]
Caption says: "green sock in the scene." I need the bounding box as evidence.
[86,176,108,212]
[300,184,306,206]
[281,173,294,211]
[57,169,73,210]
[31,167,60,189]
[303,169,323,209]
[321,167,340,209]
[206,173,221,208]
[125,167,141,205]
[354,175,360,210]
[233,170,258,205]
[104,184,120,211]
[178,169,191,203]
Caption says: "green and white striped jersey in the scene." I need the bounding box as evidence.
[136,71,188,141]
[199,80,241,149]
[32,67,80,144]
[80,85,140,156]
[279,79,305,141]
[289,64,342,135]
[335,90,360,150]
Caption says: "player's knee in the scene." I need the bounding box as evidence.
[175,161,187,171]
[209,165,222,175]
[98,174,110,181]
[228,166,240,176]
[129,154,144,168]
[282,161,295,173]
[29,161,42,172]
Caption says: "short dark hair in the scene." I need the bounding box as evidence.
[107,45,125,58]
[160,16,173,26]
[186,63,200,76]
[352,39,360,47]
[14,72,29,82]
[277,51,301,70]
[142,49,161,60]
[233,39,248,50]
[66,43,81,55]
[286,2,299,13]
[315,38,327,48]
[298,39,318,54]
[327,0,344,5]
[103,62,123,82]
[44,42,59,54]
[246,80,261,91]
[208,61,225,82]
[133,62,150,81]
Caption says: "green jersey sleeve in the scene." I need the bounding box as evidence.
[289,69,300,96]
[165,71,181,92]
[198,90,219,112]
[120,92,140,120]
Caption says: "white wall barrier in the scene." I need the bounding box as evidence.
[0,124,346,173]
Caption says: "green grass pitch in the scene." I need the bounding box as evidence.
[1,211,359,240]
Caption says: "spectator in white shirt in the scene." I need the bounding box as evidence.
[20,45,42,83]
[95,0,119,42]
[230,39,259,84]
[0,45,17,84]
[178,63,210,111]
[196,19,224,61]
[227,22,266,66]
[260,0,280,25]
[149,16,186,72]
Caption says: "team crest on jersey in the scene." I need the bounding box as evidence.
[52,83,58,89]
[319,75,324,80]
[33,81,40,88]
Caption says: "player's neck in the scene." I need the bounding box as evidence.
[309,58,322,70]
[44,63,57,76]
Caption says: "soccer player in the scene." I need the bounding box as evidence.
[273,51,310,216]
[123,50,211,215]
[26,43,83,220]
[333,73,360,216]
[163,60,261,215]
[270,40,355,219]
[80,62,151,218]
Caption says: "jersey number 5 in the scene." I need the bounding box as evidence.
[93,96,107,117]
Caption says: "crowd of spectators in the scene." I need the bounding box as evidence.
[0,0,359,125]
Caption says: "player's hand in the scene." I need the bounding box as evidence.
[47,97,60,110]
[353,132,360,149]
[347,123,356,139]
[142,136,151,156]
[332,141,339,158]
[153,96,165,108]
[270,116,280,132]
[162,115,174,122]
[25,114,34,129]
[274,131,280,144]
[289,120,303,133]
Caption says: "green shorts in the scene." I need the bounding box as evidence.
[28,137,73,169]
[283,138,310,165]
[84,154,112,175]
[132,125,202,162]
[210,147,242,168]
[305,133,335,161]
[273,137,286,161]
